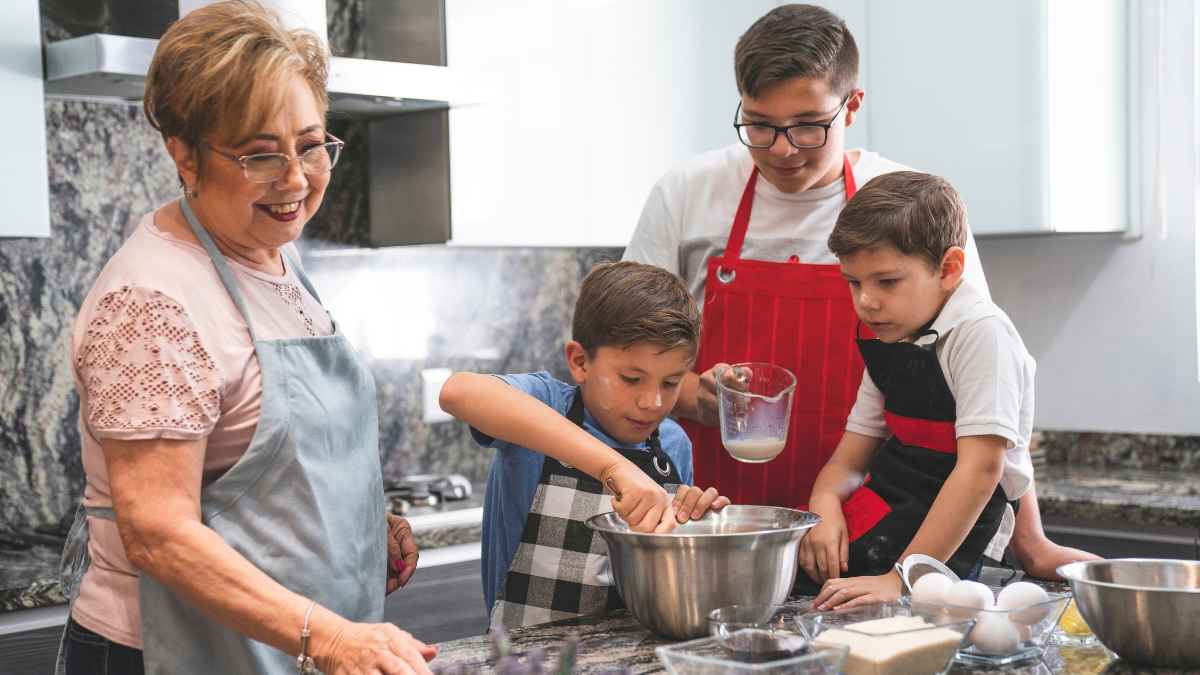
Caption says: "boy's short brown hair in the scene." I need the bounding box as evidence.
[828,171,967,269]
[573,262,701,358]
[735,4,858,99]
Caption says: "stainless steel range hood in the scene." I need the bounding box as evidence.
[44,33,464,116]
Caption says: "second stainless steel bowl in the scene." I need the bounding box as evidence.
[586,505,819,639]
[1057,558,1200,667]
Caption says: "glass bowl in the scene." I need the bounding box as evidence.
[908,591,1072,666]
[798,601,974,675]
[656,636,847,674]
[708,604,810,656]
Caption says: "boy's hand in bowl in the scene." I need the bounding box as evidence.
[672,486,732,523]
[602,459,676,532]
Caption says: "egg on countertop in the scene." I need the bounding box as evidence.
[995,581,1051,625]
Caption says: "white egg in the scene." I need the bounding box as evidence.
[944,580,995,618]
[911,572,955,605]
[970,612,1020,655]
[995,582,1050,625]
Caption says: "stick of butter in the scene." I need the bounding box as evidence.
[812,616,963,675]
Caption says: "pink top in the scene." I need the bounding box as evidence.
[69,210,334,648]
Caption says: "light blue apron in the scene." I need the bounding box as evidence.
[56,198,386,674]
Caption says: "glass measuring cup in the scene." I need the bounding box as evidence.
[715,362,796,463]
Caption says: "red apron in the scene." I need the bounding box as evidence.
[684,155,861,508]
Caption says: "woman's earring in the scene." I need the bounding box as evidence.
[184,184,199,199]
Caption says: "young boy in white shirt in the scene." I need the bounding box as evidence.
[801,171,1036,609]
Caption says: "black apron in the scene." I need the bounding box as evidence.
[489,388,682,629]
[828,326,1009,581]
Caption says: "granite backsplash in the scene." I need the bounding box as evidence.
[1039,430,1200,471]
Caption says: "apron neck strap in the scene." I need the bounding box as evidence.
[723,167,760,264]
[843,152,858,200]
[180,198,259,342]
[281,248,323,305]
[722,152,858,266]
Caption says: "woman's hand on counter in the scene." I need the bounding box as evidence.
[386,514,418,594]
[315,616,438,675]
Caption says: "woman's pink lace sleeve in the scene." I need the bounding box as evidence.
[75,286,223,439]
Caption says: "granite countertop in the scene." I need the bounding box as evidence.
[1036,464,1200,530]
[0,486,486,613]
[432,579,1192,674]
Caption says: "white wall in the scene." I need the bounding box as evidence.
[446,0,778,247]
[977,1,1197,433]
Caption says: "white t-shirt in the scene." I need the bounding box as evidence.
[844,281,1036,560]
[623,143,991,303]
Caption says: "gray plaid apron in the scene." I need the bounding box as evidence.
[489,388,682,629]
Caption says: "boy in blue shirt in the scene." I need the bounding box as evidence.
[439,261,730,629]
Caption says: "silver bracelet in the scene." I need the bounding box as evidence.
[297,600,318,674]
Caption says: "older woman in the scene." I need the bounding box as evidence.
[56,2,435,674]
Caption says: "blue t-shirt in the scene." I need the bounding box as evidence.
[474,371,694,613]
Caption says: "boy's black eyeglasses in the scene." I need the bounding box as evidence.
[733,94,852,150]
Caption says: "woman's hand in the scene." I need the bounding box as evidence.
[812,571,903,611]
[601,459,676,533]
[317,620,438,675]
[672,486,731,523]
[386,514,418,594]
[798,504,848,584]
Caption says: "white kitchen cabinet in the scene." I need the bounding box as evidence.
[818,0,1131,235]
[2,0,51,237]
[445,0,778,247]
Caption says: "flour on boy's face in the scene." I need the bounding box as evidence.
[838,244,952,343]
[570,343,693,446]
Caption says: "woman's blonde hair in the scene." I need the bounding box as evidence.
[144,0,329,166]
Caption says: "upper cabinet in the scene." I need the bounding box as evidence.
[822,0,1131,236]
[445,0,781,247]
[3,0,51,237]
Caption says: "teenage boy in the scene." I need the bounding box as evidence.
[439,262,730,629]
[624,3,1096,579]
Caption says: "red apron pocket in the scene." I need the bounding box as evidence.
[842,486,892,542]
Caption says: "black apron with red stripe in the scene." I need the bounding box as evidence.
[837,327,1008,580]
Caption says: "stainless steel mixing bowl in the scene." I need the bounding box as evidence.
[1057,558,1200,667]
[586,505,819,639]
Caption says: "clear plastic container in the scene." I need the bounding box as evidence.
[798,601,974,675]
[656,635,847,674]
[909,592,1072,666]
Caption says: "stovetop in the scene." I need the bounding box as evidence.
[384,473,476,516]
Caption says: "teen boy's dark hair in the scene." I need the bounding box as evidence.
[572,261,701,357]
[735,4,859,99]
[828,171,967,269]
